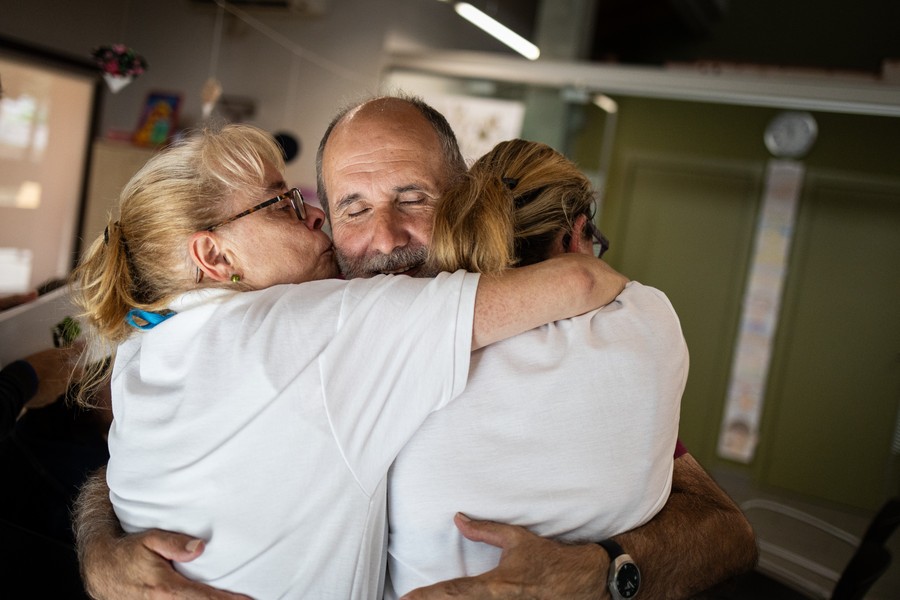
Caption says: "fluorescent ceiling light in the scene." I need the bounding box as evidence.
[454,2,540,61]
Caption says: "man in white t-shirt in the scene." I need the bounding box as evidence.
[74,94,757,600]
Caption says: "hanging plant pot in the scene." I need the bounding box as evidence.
[91,44,147,93]
[103,73,133,93]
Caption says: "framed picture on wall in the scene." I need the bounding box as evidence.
[133,91,181,147]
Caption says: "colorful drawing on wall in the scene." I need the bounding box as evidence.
[133,91,181,146]
[716,160,804,463]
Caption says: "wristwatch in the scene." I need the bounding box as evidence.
[598,538,641,599]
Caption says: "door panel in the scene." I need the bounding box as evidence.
[760,174,900,510]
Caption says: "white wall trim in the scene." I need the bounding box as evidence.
[384,50,900,117]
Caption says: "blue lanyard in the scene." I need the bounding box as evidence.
[125,309,176,330]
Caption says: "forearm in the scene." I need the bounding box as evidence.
[610,454,758,599]
[405,458,757,600]
[72,467,238,599]
[471,255,627,349]
[73,466,125,596]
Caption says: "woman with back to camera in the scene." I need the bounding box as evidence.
[385,139,689,597]
[70,124,626,599]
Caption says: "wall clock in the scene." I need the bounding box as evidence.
[764,110,818,159]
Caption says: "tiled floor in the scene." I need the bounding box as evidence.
[708,467,900,599]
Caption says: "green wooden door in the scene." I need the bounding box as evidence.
[596,98,772,463]
[612,156,761,461]
[586,98,900,509]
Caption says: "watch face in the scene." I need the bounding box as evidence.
[615,562,640,598]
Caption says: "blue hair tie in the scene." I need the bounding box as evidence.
[125,309,176,330]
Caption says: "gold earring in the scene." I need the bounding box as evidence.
[231,274,241,283]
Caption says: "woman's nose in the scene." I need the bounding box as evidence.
[304,205,326,230]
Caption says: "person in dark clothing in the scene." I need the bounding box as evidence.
[0,347,76,433]
[1,348,110,599]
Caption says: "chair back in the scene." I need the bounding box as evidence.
[831,497,900,600]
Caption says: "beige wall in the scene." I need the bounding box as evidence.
[0,0,510,192]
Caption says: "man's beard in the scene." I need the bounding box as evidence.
[335,244,431,279]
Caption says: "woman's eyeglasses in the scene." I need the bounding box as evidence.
[585,219,610,258]
[206,188,306,232]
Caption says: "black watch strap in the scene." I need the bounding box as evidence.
[597,538,640,599]
[597,538,626,559]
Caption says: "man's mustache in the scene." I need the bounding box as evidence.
[336,245,429,278]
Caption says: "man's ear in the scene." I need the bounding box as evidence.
[189,231,232,282]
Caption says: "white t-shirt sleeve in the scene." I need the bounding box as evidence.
[320,270,479,493]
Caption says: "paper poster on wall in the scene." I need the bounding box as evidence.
[717,160,804,463]
[419,94,525,164]
[133,91,182,147]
